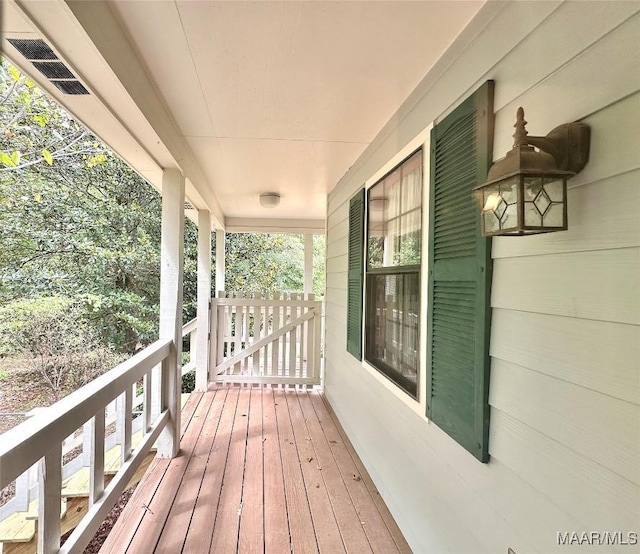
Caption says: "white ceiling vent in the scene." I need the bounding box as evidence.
[7,38,89,95]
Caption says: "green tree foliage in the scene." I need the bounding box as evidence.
[224,233,304,295]
[0,58,168,350]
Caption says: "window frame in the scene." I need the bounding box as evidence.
[363,148,424,399]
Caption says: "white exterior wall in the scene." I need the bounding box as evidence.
[324,2,640,553]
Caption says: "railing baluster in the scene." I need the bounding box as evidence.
[265,297,271,376]
[38,444,62,554]
[242,294,249,373]
[14,467,30,512]
[217,300,225,371]
[190,328,198,367]
[124,386,133,462]
[209,300,218,382]
[272,293,281,376]
[314,307,322,382]
[144,370,153,432]
[282,330,288,378]
[289,294,298,377]
[116,389,133,465]
[89,411,105,506]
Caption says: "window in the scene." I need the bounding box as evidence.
[365,150,422,397]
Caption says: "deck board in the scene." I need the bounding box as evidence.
[274,389,319,554]
[262,388,291,554]
[237,388,264,554]
[182,386,238,552]
[284,389,345,554]
[155,387,228,553]
[209,387,249,552]
[100,385,411,553]
[296,390,373,553]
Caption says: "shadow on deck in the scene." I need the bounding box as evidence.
[100,385,412,553]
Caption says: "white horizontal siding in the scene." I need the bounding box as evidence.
[490,409,640,533]
[323,2,640,553]
[490,358,640,484]
[490,309,640,405]
[326,239,348,262]
[325,255,346,278]
[491,1,640,113]
[492,13,640,158]
[325,270,347,292]
[492,248,640,324]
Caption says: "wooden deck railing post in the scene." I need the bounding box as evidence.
[196,209,212,392]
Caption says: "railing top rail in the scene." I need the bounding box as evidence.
[0,338,172,490]
[182,318,198,337]
[211,298,322,308]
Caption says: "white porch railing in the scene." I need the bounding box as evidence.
[0,320,198,527]
[0,338,176,554]
[210,292,322,386]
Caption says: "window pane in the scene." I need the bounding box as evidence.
[385,169,402,221]
[367,149,422,269]
[366,272,420,397]
[398,209,421,265]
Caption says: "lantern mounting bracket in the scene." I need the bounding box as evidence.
[526,122,590,175]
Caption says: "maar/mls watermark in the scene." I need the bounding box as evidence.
[557,531,638,546]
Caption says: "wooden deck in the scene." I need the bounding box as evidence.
[100,385,411,553]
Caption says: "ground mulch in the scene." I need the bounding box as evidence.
[60,485,137,553]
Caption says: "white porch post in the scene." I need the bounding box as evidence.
[215,229,225,295]
[157,168,184,458]
[196,210,211,391]
[304,233,314,296]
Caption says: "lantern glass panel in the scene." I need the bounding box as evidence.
[503,203,518,229]
[525,204,542,227]
[544,203,564,227]
[523,176,543,201]
[481,176,520,233]
[543,178,564,202]
[484,210,500,233]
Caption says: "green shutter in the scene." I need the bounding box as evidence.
[426,81,494,462]
[347,188,365,360]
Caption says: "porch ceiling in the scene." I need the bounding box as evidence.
[2,0,483,229]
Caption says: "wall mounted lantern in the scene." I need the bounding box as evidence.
[476,107,590,236]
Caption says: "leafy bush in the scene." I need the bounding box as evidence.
[0,296,124,399]
[181,370,195,393]
[0,297,70,357]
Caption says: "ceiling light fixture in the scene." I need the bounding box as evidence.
[259,192,281,208]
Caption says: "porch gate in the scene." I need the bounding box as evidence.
[209,292,322,386]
